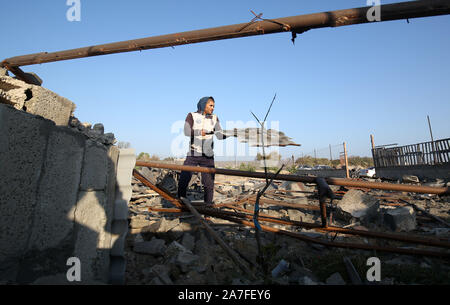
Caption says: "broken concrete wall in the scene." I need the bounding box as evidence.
[375,164,450,181]
[0,103,134,284]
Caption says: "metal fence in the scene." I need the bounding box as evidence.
[372,138,450,167]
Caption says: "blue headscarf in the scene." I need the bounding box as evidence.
[197,96,214,113]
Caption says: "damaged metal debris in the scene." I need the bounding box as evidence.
[126,162,450,285]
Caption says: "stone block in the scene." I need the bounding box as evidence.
[80,140,108,191]
[110,220,128,257]
[0,67,8,76]
[278,181,310,196]
[24,84,75,126]
[73,191,110,282]
[0,76,75,126]
[0,76,32,109]
[336,189,380,224]
[102,145,119,256]
[0,104,52,266]
[176,251,199,273]
[133,237,166,256]
[383,206,416,232]
[29,127,85,251]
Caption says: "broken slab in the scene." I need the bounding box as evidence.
[383,206,416,232]
[0,75,75,126]
[130,216,153,229]
[134,237,167,256]
[143,264,173,284]
[336,189,380,225]
[278,181,309,196]
[165,241,190,260]
[142,218,180,234]
[402,175,420,184]
[176,251,200,273]
[0,67,8,76]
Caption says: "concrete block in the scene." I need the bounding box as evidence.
[109,256,126,285]
[383,206,416,232]
[102,145,119,255]
[116,148,136,184]
[73,191,110,282]
[0,104,52,265]
[108,148,135,260]
[336,189,380,224]
[80,140,108,191]
[0,76,32,109]
[0,76,75,126]
[24,84,75,126]
[0,67,9,76]
[114,198,130,221]
[133,237,167,256]
[110,220,128,257]
[29,127,85,251]
[176,251,199,273]
[278,181,309,197]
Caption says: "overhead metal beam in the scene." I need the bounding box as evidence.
[2,0,450,77]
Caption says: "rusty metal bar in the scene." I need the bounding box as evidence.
[136,161,450,195]
[148,203,450,249]
[3,0,450,75]
[132,169,184,208]
[208,213,450,258]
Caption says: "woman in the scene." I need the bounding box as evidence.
[177,96,228,205]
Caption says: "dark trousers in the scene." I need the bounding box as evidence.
[177,155,215,204]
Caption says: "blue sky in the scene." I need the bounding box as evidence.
[1,0,449,160]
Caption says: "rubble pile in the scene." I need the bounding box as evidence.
[0,69,117,146]
[125,171,450,285]
[68,117,117,146]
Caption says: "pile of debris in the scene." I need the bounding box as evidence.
[0,68,117,146]
[68,117,116,146]
[124,169,450,285]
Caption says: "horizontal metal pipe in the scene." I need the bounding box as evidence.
[2,1,450,69]
[136,161,450,195]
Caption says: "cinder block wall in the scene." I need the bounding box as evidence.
[0,103,135,284]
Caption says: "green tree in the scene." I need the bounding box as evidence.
[256,151,281,161]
